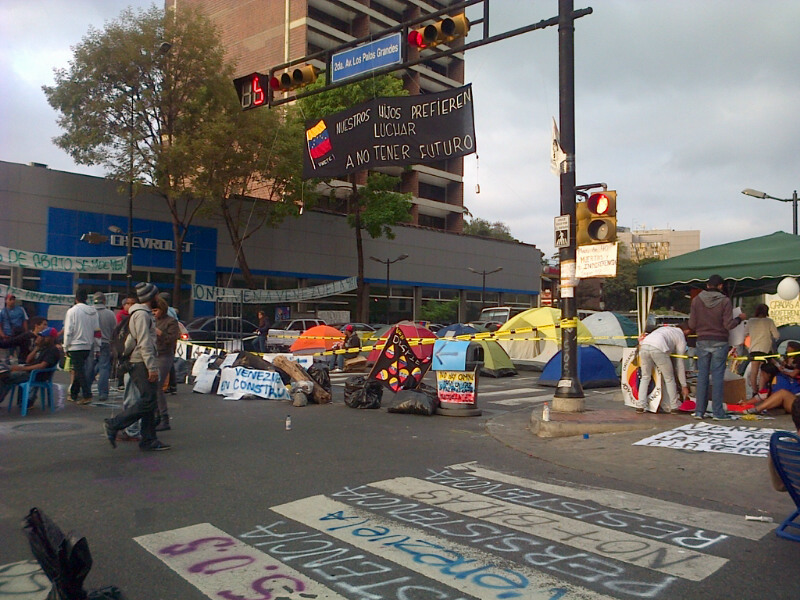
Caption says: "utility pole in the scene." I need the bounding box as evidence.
[553,0,585,409]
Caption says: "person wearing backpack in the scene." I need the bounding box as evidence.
[103,282,170,452]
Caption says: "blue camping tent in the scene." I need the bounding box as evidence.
[538,345,620,388]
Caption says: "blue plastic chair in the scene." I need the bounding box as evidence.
[4,366,57,416]
[769,430,800,542]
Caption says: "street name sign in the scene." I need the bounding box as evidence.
[331,33,402,83]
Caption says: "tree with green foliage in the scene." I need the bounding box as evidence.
[419,299,459,325]
[44,6,302,301]
[463,218,518,242]
[298,75,413,322]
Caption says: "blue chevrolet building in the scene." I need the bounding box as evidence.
[1,161,542,326]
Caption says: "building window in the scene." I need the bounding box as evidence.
[418,214,446,230]
[419,182,447,203]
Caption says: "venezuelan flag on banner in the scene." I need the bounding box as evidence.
[306,120,333,167]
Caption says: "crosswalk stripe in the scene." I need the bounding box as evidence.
[370,478,725,581]
[135,523,346,599]
[447,462,773,540]
[273,495,615,600]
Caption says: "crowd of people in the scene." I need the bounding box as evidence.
[636,273,798,422]
[0,283,180,452]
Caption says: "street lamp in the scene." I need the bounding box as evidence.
[468,267,503,305]
[121,42,172,295]
[741,188,798,235]
[369,253,409,324]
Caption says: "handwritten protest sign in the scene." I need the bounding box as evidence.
[217,366,290,401]
[303,85,475,178]
[0,245,126,274]
[634,422,776,457]
[436,370,477,404]
[193,277,357,304]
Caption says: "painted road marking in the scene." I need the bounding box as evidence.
[273,494,616,600]
[447,462,773,540]
[135,522,346,599]
[370,477,725,581]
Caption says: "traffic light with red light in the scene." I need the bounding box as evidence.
[408,13,469,49]
[232,72,268,111]
[270,65,318,92]
[576,190,617,245]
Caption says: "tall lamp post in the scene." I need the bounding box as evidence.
[121,42,172,295]
[468,267,503,305]
[369,253,408,324]
[741,188,798,235]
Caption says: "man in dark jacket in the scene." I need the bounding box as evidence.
[688,274,746,420]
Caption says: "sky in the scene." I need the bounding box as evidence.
[2,0,799,261]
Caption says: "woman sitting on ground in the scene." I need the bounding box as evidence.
[746,341,800,415]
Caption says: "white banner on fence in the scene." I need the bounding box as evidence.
[634,422,777,457]
[0,245,127,274]
[0,284,119,307]
[192,277,358,304]
[217,366,290,400]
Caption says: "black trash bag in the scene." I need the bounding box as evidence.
[344,376,382,409]
[387,389,438,415]
[308,363,332,395]
[22,507,93,600]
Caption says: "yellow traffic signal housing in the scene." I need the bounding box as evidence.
[270,65,318,92]
[576,190,617,245]
[409,13,469,49]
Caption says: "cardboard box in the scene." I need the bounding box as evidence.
[344,356,367,372]
[707,377,746,405]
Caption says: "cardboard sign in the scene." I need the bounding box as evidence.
[436,370,477,404]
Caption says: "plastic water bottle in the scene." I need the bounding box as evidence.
[542,402,550,422]
[55,384,66,409]
[285,415,292,431]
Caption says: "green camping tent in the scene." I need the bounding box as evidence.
[635,232,800,333]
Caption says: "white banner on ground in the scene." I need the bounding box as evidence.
[192,276,357,304]
[0,284,119,307]
[217,366,290,400]
[0,245,127,274]
[634,422,777,457]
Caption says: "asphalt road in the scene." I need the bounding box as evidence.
[1,370,797,599]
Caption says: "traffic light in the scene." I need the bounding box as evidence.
[269,65,318,92]
[408,13,469,49]
[576,190,617,245]
[232,72,268,111]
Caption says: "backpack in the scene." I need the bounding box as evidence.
[110,315,131,363]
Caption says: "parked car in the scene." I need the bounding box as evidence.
[266,318,327,352]
[184,316,259,351]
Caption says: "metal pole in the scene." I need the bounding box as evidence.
[553,0,584,407]
[794,190,798,235]
[386,261,390,324]
[127,92,134,296]
[482,273,486,304]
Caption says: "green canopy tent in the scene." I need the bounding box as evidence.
[635,232,800,333]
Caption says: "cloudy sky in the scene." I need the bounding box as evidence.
[2,0,799,260]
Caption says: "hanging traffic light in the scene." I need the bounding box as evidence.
[408,13,469,49]
[576,191,617,245]
[232,72,268,111]
[269,65,318,92]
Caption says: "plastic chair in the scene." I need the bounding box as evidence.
[4,366,57,416]
[769,430,800,542]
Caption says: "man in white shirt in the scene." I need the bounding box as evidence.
[636,323,692,414]
[63,289,99,404]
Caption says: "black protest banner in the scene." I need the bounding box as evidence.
[303,84,475,179]
[368,327,430,392]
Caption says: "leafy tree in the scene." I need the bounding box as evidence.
[463,218,518,242]
[43,5,237,306]
[298,75,413,322]
[419,299,459,324]
[599,257,640,311]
